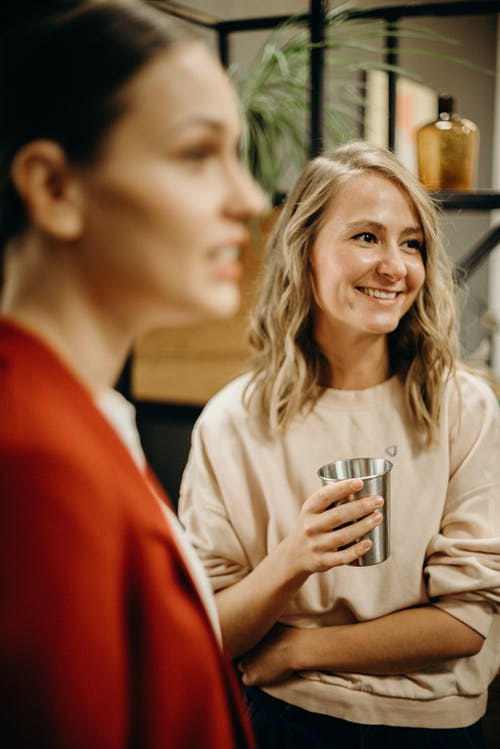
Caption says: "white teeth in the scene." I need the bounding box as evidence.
[360,287,398,300]
[217,246,239,261]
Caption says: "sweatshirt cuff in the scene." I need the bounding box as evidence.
[432,599,494,638]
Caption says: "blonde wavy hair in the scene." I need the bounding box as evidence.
[245,140,460,444]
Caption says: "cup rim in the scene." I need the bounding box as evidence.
[317,457,393,482]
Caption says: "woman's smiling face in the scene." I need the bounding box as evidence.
[309,172,426,347]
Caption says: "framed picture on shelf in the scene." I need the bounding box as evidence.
[364,70,437,175]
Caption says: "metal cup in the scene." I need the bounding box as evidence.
[317,457,392,566]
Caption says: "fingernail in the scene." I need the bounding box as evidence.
[350,478,363,490]
[373,496,384,507]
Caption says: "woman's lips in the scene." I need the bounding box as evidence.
[357,286,400,300]
[213,246,242,281]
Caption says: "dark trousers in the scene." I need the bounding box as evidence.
[244,686,486,749]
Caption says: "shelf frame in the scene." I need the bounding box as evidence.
[152,1,500,153]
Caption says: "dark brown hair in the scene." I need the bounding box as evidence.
[0,0,185,253]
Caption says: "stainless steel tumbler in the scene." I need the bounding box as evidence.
[317,457,392,566]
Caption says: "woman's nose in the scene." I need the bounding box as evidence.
[226,161,269,222]
[375,243,407,281]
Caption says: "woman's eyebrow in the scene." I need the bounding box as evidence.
[345,220,385,233]
[170,115,226,133]
[400,226,424,237]
[344,220,423,236]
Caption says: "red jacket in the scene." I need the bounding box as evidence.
[0,318,254,749]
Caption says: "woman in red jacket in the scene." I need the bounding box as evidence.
[0,1,269,747]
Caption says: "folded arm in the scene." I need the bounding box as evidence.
[239,605,484,685]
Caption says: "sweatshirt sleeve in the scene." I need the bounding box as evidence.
[178,406,254,592]
[425,373,500,637]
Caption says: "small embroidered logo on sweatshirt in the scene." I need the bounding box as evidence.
[385,445,397,457]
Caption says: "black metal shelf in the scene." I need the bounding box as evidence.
[432,191,500,212]
[427,192,500,280]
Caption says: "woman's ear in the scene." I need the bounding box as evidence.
[10,140,84,241]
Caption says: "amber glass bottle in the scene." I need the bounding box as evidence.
[416,94,479,191]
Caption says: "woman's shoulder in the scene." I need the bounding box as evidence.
[442,367,500,434]
[445,367,499,406]
[196,372,257,429]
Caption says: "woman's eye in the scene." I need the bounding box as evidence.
[183,147,212,161]
[353,232,377,244]
[402,239,423,253]
[179,141,218,162]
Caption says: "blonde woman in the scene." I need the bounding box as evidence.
[179,141,500,749]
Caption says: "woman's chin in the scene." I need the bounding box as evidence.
[203,287,241,321]
[169,289,241,327]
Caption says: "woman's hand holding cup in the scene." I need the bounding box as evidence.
[283,479,384,577]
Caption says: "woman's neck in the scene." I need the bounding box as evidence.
[328,358,390,390]
[2,238,132,394]
[318,330,390,390]
[4,305,131,395]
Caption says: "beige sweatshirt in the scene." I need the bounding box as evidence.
[179,370,500,729]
